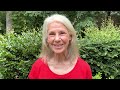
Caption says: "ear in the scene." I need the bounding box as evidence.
[69,34,72,41]
[46,38,49,46]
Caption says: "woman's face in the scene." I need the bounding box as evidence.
[47,21,71,54]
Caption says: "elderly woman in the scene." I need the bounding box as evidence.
[28,14,92,79]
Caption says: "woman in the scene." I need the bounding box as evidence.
[28,14,92,79]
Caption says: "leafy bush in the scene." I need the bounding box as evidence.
[0,30,42,79]
[92,72,102,79]
[1,17,120,79]
[79,18,120,79]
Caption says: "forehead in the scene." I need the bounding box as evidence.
[48,21,67,30]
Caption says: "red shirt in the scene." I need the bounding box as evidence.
[28,57,92,79]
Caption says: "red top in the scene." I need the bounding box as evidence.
[28,57,92,79]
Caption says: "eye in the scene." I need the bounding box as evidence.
[60,31,66,35]
[48,32,55,36]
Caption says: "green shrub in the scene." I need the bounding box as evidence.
[1,17,120,79]
[79,18,120,79]
[0,30,42,79]
[92,72,102,79]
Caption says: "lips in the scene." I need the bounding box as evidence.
[53,44,63,49]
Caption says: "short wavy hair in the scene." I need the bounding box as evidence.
[40,14,79,62]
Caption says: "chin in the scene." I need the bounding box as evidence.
[53,51,64,54]
[53,49,65,54]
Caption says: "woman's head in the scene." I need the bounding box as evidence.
[40,14,79,61]
[47,21,72,55]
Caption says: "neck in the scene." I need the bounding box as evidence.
[47,53,78,69]
[54,53,68,62]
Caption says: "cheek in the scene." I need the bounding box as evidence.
[61,36,71,43]
[47,37,53,44]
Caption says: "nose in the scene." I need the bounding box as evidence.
[54,34,61,42]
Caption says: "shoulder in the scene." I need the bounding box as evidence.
[28,58,45,79]
[77,57,91,68]
[31,58,45,68]
[77,57,87,64]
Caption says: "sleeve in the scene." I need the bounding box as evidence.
[28,59,41,79]
[86,63,92,79]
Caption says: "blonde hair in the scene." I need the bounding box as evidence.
[40,14,79,62]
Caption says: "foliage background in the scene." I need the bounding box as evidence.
[0,11,120,79]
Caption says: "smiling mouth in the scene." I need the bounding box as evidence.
[53,44,63,49]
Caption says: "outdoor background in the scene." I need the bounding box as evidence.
[0,11,120,79]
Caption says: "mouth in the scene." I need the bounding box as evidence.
[53,44,64,49]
